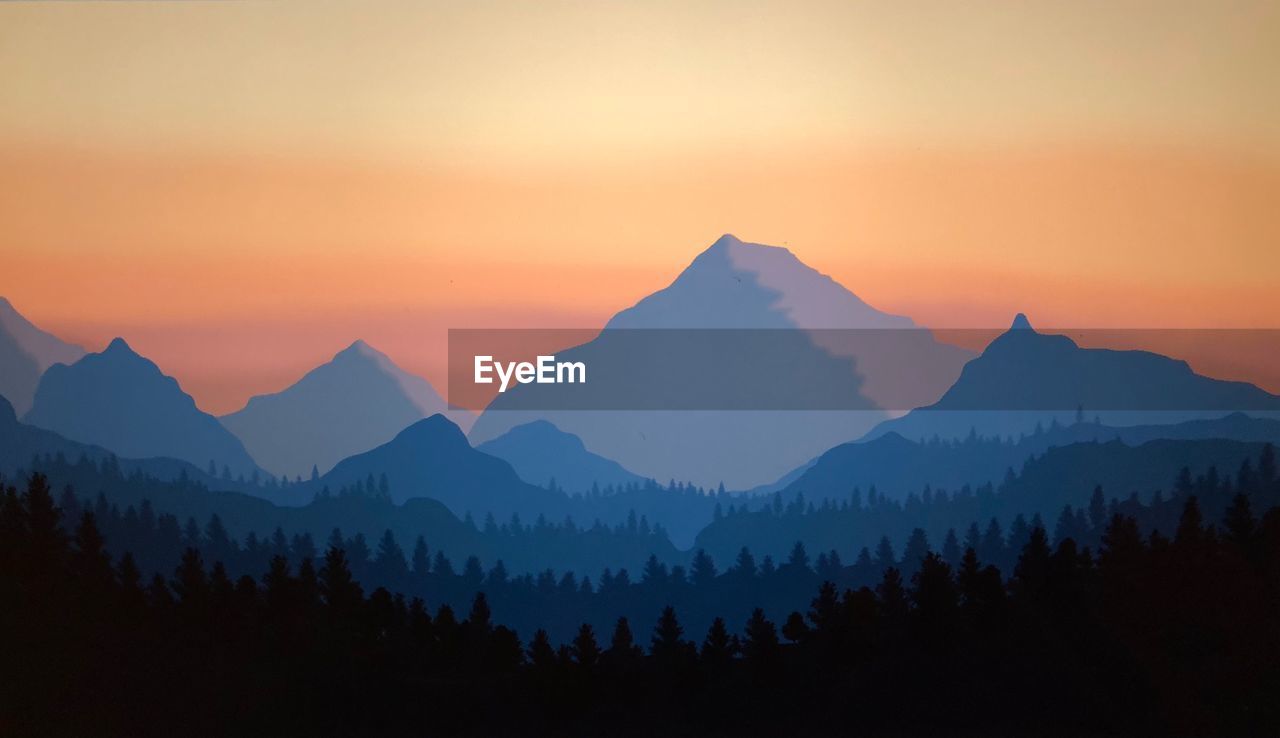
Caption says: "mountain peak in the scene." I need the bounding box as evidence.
[394,413,470,447]
[709,233,744,249]
[336,339,378,358]
[0,297,87,415]
[1010,313,1034,331]
[700,232,790,259]
[24,335,260,476]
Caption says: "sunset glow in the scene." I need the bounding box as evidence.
[2,0,1277,413]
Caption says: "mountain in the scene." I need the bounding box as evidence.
[0,392,100,474]
[777,413,1280,503]
[0,391,278,497]
[476,420,647,493]
[696,436,1273,567]
[315,414,569,521]
[468,234,973,488]
[23,338,261,477]
[863,314,1280,442]
[27,447,684,583]
[0,297,85,415]
[222,340,472,479]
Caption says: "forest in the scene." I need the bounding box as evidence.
[4,445,1280,735]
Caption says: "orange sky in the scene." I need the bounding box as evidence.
[1,1,1277,414]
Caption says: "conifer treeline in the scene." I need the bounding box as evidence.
[5,450,1280,735]
[38,445,1279,645]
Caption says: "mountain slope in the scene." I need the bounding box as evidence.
[778,413,1280,503]
[476,420,646,493]
[23,338,260,476]
[0,297,85,415]
[605,233,915,330]
[695,436,1273,567]
[469,234,972,488]
[222,340,472,478]
[316,414,569,520]
[864,315,1280,442]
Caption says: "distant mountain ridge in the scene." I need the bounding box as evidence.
[23,338,261,477]
[0,297,85,415]
[695,436,1274,567]
[469,234,973,488]
[0,391,272,496]
[777,412,1280,503]
[863,315,1280,443]
[476,420,647,493]
[222,340,472,478]
[313,414,570,521]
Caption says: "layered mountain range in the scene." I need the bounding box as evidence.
[221,339,472,479]
[467,234,974,488]
[3,232,1277,539]
[0,297,85,415]
[24,338,261,477]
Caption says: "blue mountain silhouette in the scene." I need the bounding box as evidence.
[222,339,471,479]
[477,420,646,493]
[776,413,1280,503]
[0,297,85,415]
[23,338,261,477]
[864,314,1280,442]
[315,414,570,521]
[469,234,972,489]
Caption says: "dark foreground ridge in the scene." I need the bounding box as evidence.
[4,446,1280,736]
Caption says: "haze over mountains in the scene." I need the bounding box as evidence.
[313,414,569,521]
[863,314,1280,444]
[23,337,261,477]
[0,297,85,415]
[4,234,1280,553]
[776,412,1280,505]
[221,339,472,479]
[468,234,974,489]
[476,420,647,493]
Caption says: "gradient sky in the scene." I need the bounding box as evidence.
[1,1,1278,413]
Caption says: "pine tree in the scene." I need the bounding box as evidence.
[787,541,811,570]
[1175,495,1204,549]
[901,528,930,574]
[172,547,209,607]
[650,605,690,662]
[782,611,809,643]
[411,536,430,578]
[641,554,669,586]
[1259,443,1277,489]
[1224,493,1257,554]
[467,591,492,632]
[527,629,557,669]
[701,617,735,665]
[607,617,642,663]
[319,545,362,613]
[742,608,780,667]
[23,473,64,568]
[1088,485,1107,533]
[375,529,409,585]
[1011,526,1052,606]
[877,565,910,624]
[910,552,958,630]
[70,511,113,593]
[571,623,601,667]
[690,549,717,586]
[941,529,962,568]
[874,536,897,571]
